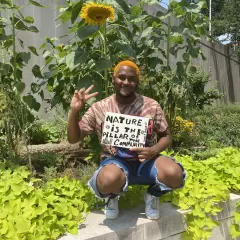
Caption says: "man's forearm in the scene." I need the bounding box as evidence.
[152,132,172,155]
[67,110,81,143]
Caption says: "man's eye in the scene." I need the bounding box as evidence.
[119,76,125,80]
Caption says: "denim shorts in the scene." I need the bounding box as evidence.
[88,155,186,198]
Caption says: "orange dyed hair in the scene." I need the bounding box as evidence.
[114,60,140,79]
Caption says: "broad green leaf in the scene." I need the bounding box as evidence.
[28,46,39,56]
[57,7,72,23]
[24,16,34,24]
[188,47,200,58]
[95,58,112,71]
[15,82,26,93]
[71,2,82,24]
[0,220,8,234]
[66,49,88,70]
[28,26,39,33]
[131,5,142,16]
[183,52,190,62]
[118,42,135,57]
[230,224,240,238]
[115,0,130,14]
[32,65,44,79]
[141,27,153,38]
[0,63,12,76]
[18,52,31,64]
[45,56,54,65]
[11,17,28,31]
[51,96,61,108]
[39,42,46,50]
[234,211,240,223]
[29,0,46,7]
[16,218,31,233]
[74,49,88,65]
[0,0,10,5]
[170,32,184,44]
[176,61,185,75]
[0,34,8,41]
[77,25,98,39]
[148,57,163,69]
[23,95,41,111]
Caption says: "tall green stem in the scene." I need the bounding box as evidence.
[12,9,17,82]
[167,0,172,68]
[103,23,108,98]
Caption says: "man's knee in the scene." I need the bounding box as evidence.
[155,157,183,189]
[97,164,126,194]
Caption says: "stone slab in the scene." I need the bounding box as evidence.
[60,193,240,240]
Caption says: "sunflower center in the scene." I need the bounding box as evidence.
[88,7,110,21]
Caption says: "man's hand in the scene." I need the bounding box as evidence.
[70,85,98,113]
[130,146,159,162]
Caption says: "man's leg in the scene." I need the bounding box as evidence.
[138,155,186,219]
[150,155,185,195]
[88,157,131,219]
[97,164,126,195]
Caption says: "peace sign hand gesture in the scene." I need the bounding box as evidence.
[70,85,99,113]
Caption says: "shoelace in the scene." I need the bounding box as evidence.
[106,198,118,210]
[96,197,117,210]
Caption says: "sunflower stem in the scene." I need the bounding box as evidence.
[103,23,108,98]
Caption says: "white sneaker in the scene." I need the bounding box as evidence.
[104,197,119,220]
[144,192,160,220]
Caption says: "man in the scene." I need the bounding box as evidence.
[67,60,186,220]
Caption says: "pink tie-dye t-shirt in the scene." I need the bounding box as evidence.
[79,93,168,160]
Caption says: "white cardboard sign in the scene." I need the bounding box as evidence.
[101,112,149,148]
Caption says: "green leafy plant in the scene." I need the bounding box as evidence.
[0,0,45,167]
[0,162,96,240]
[38,0,208,113]
[161,147,240,239]
[187,103,240,148]
[28,121,67,144]
[140,66,222,129]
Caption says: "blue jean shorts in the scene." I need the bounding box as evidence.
[88,155,186,199]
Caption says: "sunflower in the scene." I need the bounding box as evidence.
[80,2,114,26]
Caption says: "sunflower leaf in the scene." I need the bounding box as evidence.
[71,2,82,24]
[95,58,112,71]
[77,25,98,39]
[115,0,130,14]
[29,0,46,8]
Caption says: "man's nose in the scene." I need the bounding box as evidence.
[122,78,130,85]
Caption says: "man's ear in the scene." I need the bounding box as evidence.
[112,76,115,84]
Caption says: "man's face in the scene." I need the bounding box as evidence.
[112,66,139,97]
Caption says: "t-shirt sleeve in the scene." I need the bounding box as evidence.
[153,104,168,134]
[78,105,96,137]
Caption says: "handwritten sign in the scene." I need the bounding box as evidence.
[101,112,149,148]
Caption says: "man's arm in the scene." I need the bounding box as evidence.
[67,85,98,144]
[67,110,81,144]
[130,128,171,162]
[130,103,171,162]
[152,128,172,154]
